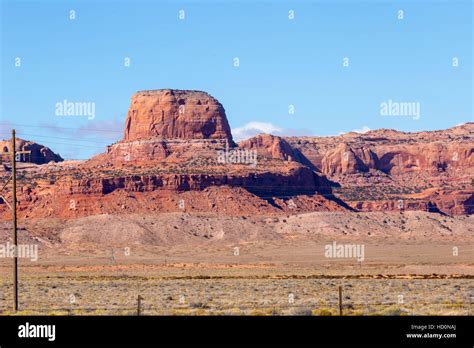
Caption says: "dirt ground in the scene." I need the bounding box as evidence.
[0,211,472,315]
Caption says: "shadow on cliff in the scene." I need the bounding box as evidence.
[241,171,356,212]
[291,148,319,172]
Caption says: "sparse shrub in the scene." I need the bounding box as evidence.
[190,301,209,309]
[288,307,313,316]
[312,308,334,316]
[379,306,407,316]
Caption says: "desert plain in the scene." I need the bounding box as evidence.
[0,89,472,315]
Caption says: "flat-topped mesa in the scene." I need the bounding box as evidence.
[123,89,233,143]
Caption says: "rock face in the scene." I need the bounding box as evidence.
[57,166,324,197]
[239,134,299,162]
[110,89,235,162]
[1,88,472,219]
[123,90,233,142]
[0,138,63,164]
[282,124,474,177]
[320,144,377,175]
[241,123,474,215]
[242,124,473,179]
[107,139,170,162]
[0,89,338,219]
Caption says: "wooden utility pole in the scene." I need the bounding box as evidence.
[11,129,18,311]
[338,285,343,316]
[137,295,143,316]
[0,129,30,312]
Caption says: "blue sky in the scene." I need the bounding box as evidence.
[1,0,472,159]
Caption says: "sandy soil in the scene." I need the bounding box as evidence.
[0,211,472,315]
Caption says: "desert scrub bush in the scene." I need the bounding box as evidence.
[288,307,313,316]
[249,308,280,316]
[190,301,209,309]
[47,310,71,316]
[250,309,271,316]
[79,309,110,316]
[377,306,408,316]
[2,310,37,316]
[48,174,57,184]
[345,309,365,316]
[193,308,208,316]
[312,308,335,316]
[171,308,192,316]
[224,307,244,316]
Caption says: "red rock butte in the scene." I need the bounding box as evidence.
[123,89,233,142]
[0,88,472,220]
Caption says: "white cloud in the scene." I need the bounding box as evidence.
[232,122,284,141]
[339,126,371,135]
[353,126,371,134]
[232,121,312,141]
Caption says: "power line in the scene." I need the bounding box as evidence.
[0,123,123,133]
[0,137,109,149]
[8,133,117,144]
[0,118,235,134]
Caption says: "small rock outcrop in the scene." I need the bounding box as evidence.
[0,138,63,164]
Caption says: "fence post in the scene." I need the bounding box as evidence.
[338,286,343,316]
[137,295,143,316]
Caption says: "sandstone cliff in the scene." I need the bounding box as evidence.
[123,89,233,142]
[0,90,472,219]
[239,123,474,215]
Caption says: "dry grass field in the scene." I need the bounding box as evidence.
[0,273,472,316]
[0,211,472,316]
